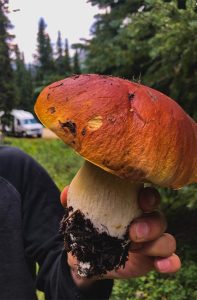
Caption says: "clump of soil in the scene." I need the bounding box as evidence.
[60,207,131,278]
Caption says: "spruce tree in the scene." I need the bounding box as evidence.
[63,38,71,75]
[56,31,65,76]
[56,31,63,59]
[73,50,81,74]
[36,17,54,81]
[0,0,16,112]
[14,45,34,111]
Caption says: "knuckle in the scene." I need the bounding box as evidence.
[163,233,177,253]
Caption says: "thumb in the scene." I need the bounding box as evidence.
[60,185,69,207]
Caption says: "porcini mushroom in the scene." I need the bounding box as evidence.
[34,74,197,277]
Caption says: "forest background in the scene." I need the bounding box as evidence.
[0,0,197,299]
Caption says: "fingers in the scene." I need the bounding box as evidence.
[155,253,181,273]
[130,211,167,243]
[67,252,78,270]
[60,185,69,207]
[138,187,161,212]
[108,253,154,279]
[134,233,176,257]
[112,252,181,279]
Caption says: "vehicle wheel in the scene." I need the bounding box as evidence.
[37,134,42,138]
[21,131,27,137]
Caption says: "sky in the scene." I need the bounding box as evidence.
[8,0,100,64]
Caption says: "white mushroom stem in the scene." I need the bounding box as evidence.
[67,161,143,239]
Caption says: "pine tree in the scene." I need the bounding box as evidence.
[14,45,34,111]
[56,30,63,59]
[0,0,16,112]
[36,17,54,81]
[63,38,71,75]
[73,50,81,74]
[56,31,65,76]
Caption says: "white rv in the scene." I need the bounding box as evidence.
[0,109,43,137]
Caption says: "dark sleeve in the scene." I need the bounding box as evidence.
[0,146,113,300]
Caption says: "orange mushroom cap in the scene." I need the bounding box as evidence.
[35,74,197,189]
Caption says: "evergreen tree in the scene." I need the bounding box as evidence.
[36,17,54,81]
[45,34,54,70]
[56,30,63,59]
[0,0,16,112]
[55,31,66,76]
[14,45,34,111]
[73,50,81,74]
[63,38,71,75]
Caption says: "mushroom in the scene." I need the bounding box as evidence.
[34,74,197,278]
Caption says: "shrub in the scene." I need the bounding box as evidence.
[111,262,197,300]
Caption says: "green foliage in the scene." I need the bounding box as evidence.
[63,38,72,75]
[55,34,72,77]
[159,184,197,210]
[141,0,197,118]
[111,263,197,300]
[14,45,34,111]
[73,50,81,74]
[35,18,55,81]
[0,0,16,112]
[0,7,82,114]
[33,19,81,100]
[33,72,66,103]
[84,0,197,118]
[56,30,63,59]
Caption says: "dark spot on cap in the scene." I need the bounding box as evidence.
[102,159,110,167]
[128,93,135,101]
[48,107,56,114]
[49,82,64,89]
[122,166,146,180]
[59,120,77,136]
[72,74,80,80]
[81,128,86,136]
[102,159,123,172]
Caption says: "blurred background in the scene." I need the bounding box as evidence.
[0,0,196,299]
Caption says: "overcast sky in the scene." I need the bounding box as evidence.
[8,0,99,63]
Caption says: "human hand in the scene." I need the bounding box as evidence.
[61,186,181,288]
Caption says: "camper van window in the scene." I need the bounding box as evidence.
[17,119,21,126]
[23,119,38,125]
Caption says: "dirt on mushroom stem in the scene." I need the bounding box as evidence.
[60,207,131,278]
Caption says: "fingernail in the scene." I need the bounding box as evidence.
[135,222,150,239]
[156,258,171,272]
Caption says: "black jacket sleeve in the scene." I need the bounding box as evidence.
[0,146,113,300]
